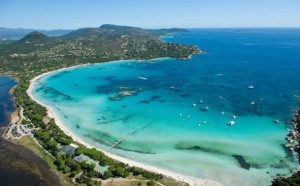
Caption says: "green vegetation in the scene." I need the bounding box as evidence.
[0,24,200,78]
[272,171,300,186]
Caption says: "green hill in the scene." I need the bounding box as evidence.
[147,28,190,36]
[0,24,202,77]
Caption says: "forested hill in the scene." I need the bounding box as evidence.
[146,28,190,36]
[62,24,154,39]
[0,24,202,78]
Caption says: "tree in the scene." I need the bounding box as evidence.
[33,114,43,121]
[47,140,57,150]
[63,166,71,173]
[70,171,77,178]
[47,140,59,155]
[135,168,143,175]
[55,156,64,166]
[58,163,65,171]
[62,138,73,145]
[88,163,96,171]
[147,179,156,186]
[103,171,113,179]
[76,146,86,155]
[116,167,125,176]
[101,156,112,165]
[123,171,130,178]
[55,156,66,170]
[108,165,115,171]
[80,160,87,168]
[40,132,51,141]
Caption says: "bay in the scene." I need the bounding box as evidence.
[32,28,300,186]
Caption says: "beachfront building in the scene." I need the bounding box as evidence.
[57,143,78,157]
[74,154,109,175]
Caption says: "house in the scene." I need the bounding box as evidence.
[57,143,78,157]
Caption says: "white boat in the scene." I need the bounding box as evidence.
[192,104,196,107]
[232,115,236,119]
[138,77,148,80]
[202,121,206,124]
[199,96,203,103]
[228,121,235,125]
[179,114,182,116]
[205,106,209,110]
[170,86,174,89]
[198,124,201,126]
[187,116,190,118]
[250,102,255,105]
[220,111,225,115]
[248,83,254,89]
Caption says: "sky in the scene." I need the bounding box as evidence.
[0,0,300,30]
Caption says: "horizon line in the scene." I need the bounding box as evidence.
[1,26,300,31]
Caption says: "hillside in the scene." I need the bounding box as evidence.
[0,24,202,77]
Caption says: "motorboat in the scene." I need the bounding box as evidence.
[228,121,235,125]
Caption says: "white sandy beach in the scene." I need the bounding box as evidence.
[26,63,223,186]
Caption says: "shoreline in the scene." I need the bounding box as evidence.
[26,60,223,186]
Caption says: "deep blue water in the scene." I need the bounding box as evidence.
[32,28,300,186]
[161,28,300,119]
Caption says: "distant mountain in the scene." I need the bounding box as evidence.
[62,24,154,40]
[3,31,64,54]
[99,24,140,30]
[0,26,190,40]
[0,27,73,40]
[146,28,190,36]
[22,32,49,41]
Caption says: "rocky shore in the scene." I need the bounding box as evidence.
[286,107,300,157]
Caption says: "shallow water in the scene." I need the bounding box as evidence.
[32,28,300,186]
[0,76,17,127]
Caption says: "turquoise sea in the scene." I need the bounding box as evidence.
[31,28,300,186]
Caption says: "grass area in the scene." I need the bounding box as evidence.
[16,136,57,169]
[102,179,150,186]
[157,177,188,186]
[131,175,187,186]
